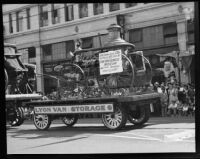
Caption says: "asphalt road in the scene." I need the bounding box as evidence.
[6,116,195,154]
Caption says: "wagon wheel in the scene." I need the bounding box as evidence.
[102,105,127,130]
[10,107,25,127]
[59,63,87,98]
[33,114,51,130]
[62,114,79,127]
[5,69,8,92]
[97,54,134,92]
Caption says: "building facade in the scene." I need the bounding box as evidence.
[3,3,195,94]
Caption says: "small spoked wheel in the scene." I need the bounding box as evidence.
[102,105,127,130]
[62,114,78,127]
[33,114,51,130]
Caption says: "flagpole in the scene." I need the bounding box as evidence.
[177,51,181,85]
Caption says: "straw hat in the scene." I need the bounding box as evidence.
[4,43,21,56]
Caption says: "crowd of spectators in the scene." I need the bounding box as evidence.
[154,81,195,117]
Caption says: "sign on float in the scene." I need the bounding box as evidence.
[99,50,123,75]
[34,103,114,114]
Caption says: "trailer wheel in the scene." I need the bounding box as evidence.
[102,105,127,130]
[62,114,78,127]
[33,114,51,130]
[128,105,150,126]
[10,107,25,127]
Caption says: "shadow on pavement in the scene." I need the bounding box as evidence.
[6,116,195,146]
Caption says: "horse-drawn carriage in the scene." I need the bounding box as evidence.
[5,43,42,126]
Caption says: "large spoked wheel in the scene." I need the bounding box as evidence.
[62,114,78,127]
[102,105,127,130]
[128,105,150,126]
[59,63,87,98]
[97,54,134,91]
[5,69,8,92]
[33,114,51,130]
[10,107,25,127]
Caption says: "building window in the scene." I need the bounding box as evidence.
[65,4,74,21]
[94,3,103,15]
[187,20,194,43]
[9,13,13,33]
[28,47,36,63]
[28,47,36,58]
[125,3,137,8]
[40,4,48,27]
[26,8,30,29]
[16,10,25,32]
[129,28,143,43]
[82,37,93,49]
[52,42,66,60]
[163,22,177,37]
[79,3,88,18]
[109,3,120,12]
[42,44,52,61]
[163,22,177,45]
[52,4,61,24]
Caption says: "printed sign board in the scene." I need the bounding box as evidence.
[99,50,123,75]
[34,103,113,114]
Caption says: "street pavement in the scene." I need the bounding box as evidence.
[6,116,195,154]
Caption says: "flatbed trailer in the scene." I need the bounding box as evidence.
[23,92,160,130]
[5,24,162,130]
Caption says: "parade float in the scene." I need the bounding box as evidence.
[5,24,160,130]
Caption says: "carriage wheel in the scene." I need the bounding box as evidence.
[102,105,127,130]
[97,54,134,91]
[59,63,87,98]
[62,114,78,127]
[33,114,51,130]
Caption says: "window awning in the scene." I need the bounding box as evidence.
[156,50,195,58]
[142,45,179,56]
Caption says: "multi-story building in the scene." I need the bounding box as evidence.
[3,3,195,94]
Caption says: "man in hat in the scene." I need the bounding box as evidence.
[4,44,27,94]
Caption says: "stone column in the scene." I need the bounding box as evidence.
[104,3,110,14]
[48,4,53,26]
[120,3,125,10]
[88,3,94,17]
[60,4,65,23]
[73,4,79,20]
[31,6,40,29]
[35,46,44,93]
[176,19,189,84]
[177,19,187,52]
